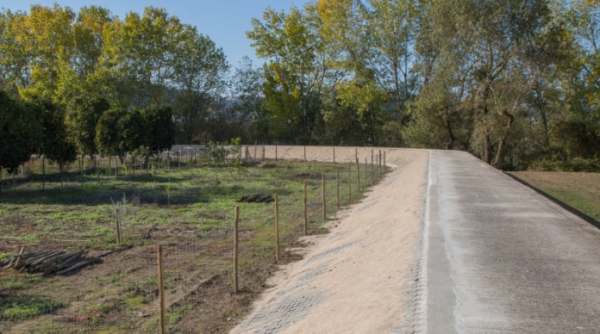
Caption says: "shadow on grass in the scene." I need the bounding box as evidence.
[507,173,600,231]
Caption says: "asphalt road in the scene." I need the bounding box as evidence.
[425,150,600,333]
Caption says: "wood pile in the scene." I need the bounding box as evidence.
[238,194,274,203]
[0,245,132,276]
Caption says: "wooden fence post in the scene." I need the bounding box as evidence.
[322,173,326,220]
[384,151,386,168]
[275,146,278,161]
[79,156,83,184]
[233,206,239,293]
[275,193,279,260]
[356,158,360,192]
[157,245,166,334]
[371,149,374,184]
[304,180,308,235]
[348,165,351,202]
[336,168,340,210]
[364,158,367,187]
[42,156,45,191]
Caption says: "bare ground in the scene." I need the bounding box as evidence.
[231,147,429,333]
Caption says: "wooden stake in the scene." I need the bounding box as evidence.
[275,193,279,260]
[42,156,45,191]
[116,216,121,247]
[157,245,166,334]
[365,158,368,186]
[322,173,326,220]
[79,156,83,184]
[379,150,382,175]
[303,180,308,235]
[336,168,340,209]
[275,145,278,161]
[355,147,358,161]
[233,206,239,293]
[371,151,374,185]
[348,165,351,202]
[356,158,360,192]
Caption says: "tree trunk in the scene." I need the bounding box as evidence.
[492,111,515,169]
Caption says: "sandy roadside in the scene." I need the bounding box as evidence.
[230,146,429,334]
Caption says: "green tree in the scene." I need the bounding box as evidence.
[0,91,42,173]
[248,5,339,144]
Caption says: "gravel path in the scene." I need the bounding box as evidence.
[231,146,429,334]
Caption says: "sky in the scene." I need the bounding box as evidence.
[0,0,313,69]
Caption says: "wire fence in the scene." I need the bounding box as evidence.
[0,145,389,333]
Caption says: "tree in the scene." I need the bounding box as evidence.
[141,106,175,155]
[231,57,271,143]
[31,99,77,184]
[406,0,571,168]
[248,5,339,144]
[0,91,42,174]
[95,107,127,158]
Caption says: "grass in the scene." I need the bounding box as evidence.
[508,171,600,222]
[0,158,389,333]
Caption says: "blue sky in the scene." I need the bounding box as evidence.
[1,0,312,69]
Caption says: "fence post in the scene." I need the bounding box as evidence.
[275,193,279,260]
[348,165,351,202]
[79,156,83,184]
[42,156,45,191]
[371,149,374,184]
[262,145,265,161]
[322,173,326,220]
[304,180,308,235]
[365,158,368,186]
[384,151,386,168]
[233,206,239,293]
[379,150,382,175]
[157,245,166,334]
[355,147,358,162]
[275,145,278,161]
[356,158,360,192]
[336,168,340,210]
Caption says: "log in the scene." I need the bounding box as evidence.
[98,244,133,258]
[56,257,101,275]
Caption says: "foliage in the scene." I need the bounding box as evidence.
[0,91,42,172]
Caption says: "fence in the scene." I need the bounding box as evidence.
[0,145,389,333]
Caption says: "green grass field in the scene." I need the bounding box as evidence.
[509,171,600,222]
[0,159,388,333]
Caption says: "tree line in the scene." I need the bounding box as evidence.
[1,1,600,171]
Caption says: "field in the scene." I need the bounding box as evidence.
[508,171,600,224]
[0,155,387,333]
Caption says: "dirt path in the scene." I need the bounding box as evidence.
[231,146,428,333]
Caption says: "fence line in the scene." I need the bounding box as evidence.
[0,145,390,333]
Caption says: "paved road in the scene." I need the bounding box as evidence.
[426,150,600,333]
